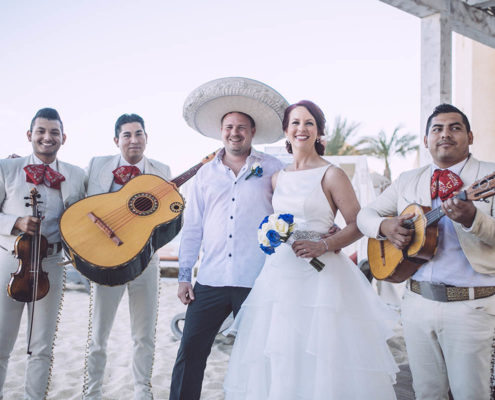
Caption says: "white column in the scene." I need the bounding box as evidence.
[420,12,453,165]
[454,34,495,163]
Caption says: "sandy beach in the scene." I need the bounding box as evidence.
[3,276,407,399]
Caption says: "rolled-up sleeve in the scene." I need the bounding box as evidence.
[178,175,205,282]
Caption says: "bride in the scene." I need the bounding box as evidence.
[223,100,398,399]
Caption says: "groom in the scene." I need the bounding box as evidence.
[169,77,287,400]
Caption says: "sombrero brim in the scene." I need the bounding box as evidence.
[183,77,289,145]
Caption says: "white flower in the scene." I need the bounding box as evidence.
[267,214,279,225]
[257,224,271,247]
[259,234,271,247]
[274,218,290,236]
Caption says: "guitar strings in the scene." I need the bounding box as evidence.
[106,183,180,232]
[377,211,443,255]
[378,182,494,256]
[101,181,172,224]
[95,163,201,226]
[66,181,176,247]
[65,163,207,250]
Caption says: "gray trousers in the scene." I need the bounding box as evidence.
[83,254,160,400]
[0,250,64,400]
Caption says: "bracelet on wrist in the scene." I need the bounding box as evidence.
[320,238,329,252]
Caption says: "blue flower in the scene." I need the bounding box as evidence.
[253,166,263,177]
[245,163,263,180]
[259,215,269,229]
[266,230,281,247]
[260,244,275,255]
[278,214,294,224]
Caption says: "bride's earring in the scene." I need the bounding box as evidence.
[286,140,291,146]
[316,138,320,143]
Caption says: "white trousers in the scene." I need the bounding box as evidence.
[402,288,495,400]
[0,249,64,400]
[83,254,160,400]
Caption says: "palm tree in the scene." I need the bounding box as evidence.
[324,116,361,156]
[356,126,418,181]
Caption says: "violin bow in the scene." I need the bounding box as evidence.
[26,192,43,355]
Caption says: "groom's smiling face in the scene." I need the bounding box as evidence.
[221,112,256,156]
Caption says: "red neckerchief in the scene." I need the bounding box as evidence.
[112,165,141,185]
[24,164,65,190]
[430,169,463,201]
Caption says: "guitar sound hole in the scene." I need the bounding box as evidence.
[129,193,158,216]
[170,201,184,213]
[135,197,153,212]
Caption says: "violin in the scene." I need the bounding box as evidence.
[7,188,50,354]
[7,188,50,302]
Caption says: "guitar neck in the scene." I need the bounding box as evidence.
[170,149,219,188]
[171,162,204,188]
[423,191,467,227]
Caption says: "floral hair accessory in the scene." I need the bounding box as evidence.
[257,213,325,271]
[246,162,263,180]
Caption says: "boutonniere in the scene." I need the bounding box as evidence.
[245,162,263,180]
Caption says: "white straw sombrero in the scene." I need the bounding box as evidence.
[183,77,289,144]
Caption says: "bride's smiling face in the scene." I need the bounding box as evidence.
[285,106,319,151]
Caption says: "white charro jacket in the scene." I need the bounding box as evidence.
[0,156,86,252]
[357,156,495,275]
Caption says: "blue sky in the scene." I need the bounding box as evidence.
[0,0,420,178]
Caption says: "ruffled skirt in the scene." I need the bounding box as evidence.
[224,243,399,400]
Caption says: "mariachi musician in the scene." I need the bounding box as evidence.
[0,108,85,399]
[357,104,495,399]
[83,113,170,400]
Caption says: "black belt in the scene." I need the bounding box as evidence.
[411,279,495,302]
[47,242,62,256]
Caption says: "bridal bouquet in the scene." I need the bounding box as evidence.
[258,213,325,271]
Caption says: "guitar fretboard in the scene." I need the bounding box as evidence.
[171,162,204,188]
[424,191,467,227]
[170,150,218,188]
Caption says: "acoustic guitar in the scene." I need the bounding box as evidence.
[60,150,218,286]
[368,171,495,283]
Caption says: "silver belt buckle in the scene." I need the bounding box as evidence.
[419,281,448,302]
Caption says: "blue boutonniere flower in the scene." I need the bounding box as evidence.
[245,162,263,180]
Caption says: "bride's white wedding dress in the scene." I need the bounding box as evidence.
[224,165,398,400]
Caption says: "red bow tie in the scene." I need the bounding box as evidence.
[430,169,463,201]
[112,165,141,185]
[24,164,65,190]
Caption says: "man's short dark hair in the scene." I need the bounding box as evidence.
[220,111,256,129]
[425,104,471,136]
[115,113,146,138]
[30,108,64,133]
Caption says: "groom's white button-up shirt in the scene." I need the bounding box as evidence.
[179,148,284,287]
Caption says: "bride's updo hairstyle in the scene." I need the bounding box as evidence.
[283,100,326,156]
